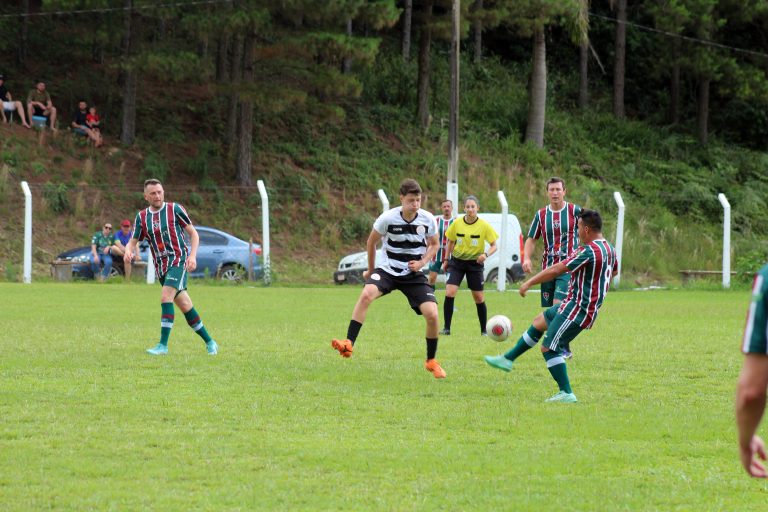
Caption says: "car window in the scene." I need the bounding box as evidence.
[199,231,228,246]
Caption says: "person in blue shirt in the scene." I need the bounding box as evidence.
[112,219,141,279]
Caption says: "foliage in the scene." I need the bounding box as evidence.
[141,152,170,182]
[42,182,70,214]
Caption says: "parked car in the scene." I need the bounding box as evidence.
[333,212,525,285]
[54,226,262,281]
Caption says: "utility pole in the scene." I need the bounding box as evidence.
[447,0,460,215]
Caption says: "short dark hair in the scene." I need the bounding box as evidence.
[578,209,602,231]
[546,177,565,189]
[399,178,422,196]
[144,179,163,189]
[440,198,452,205]
[463,195,479,207]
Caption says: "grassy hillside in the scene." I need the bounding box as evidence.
[0,54,765,285]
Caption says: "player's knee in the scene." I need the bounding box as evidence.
[540,345,550,353]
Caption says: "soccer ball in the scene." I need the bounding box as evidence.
[486,315,512,342]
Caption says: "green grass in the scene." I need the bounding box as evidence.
[1,283,766,510]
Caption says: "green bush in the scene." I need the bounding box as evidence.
[42,182,69,214]
[142,153,170,182]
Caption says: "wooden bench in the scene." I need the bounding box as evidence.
[50,259,79,281]
[679,270,737,284]
[50,259,148,281]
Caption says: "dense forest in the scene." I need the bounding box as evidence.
[1,0,767,284]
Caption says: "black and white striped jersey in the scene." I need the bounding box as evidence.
[373,207,437,276]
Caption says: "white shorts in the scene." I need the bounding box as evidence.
[3,101,15,111]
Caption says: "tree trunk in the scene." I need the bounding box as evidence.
[120,0,138,147]
[226,34,244,157]
[343,19,353,74]
[472,0,483,64]
[216,33,231,83]
[697,77,710,145]
[612,0,627,118]
[578,39,589,109]
[525,27,547,148]
[416,1,433,130]
[17,0,29,66]
[236,31,256,187]
[669,37,680,125]
[402,0,413,62]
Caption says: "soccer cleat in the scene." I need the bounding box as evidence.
[439,328,451,335]
[484,354,513,372]
[331,338,353,358]
[146,343,168,355]
[562,348,573,360]
[481,331,488,337]
[425,359,446,379]
[544,391,578,403]
[206,340,218,355]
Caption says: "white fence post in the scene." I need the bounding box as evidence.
[718,193,731,289]
[146,253,155,284]
[496,191,509,292]
[257,180,271,285]
[613,191,625,289]
[446,182,459,217]
[21,181,32,284]
[377,189,389,213]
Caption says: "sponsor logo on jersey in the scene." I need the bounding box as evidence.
[391,227,403,233]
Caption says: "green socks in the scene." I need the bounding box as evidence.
[184,307,213,343]
[504,325,543,361]
[543,350,572,393]
[160,302,174,346]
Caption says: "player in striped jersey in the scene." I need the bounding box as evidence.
[331,179,446,379]
[523,177,582,358]
[484,210,616,403]
[124,179,218,356]
[736,264,768,478]
[427,199,454,286]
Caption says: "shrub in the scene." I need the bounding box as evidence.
[42,182,69,213]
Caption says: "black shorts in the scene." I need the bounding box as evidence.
[446,258,485,291]
[365,268,437,315]
[32,106,48,117]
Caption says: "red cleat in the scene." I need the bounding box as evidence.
[331,338,353,358]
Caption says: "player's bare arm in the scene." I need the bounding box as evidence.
[124,239,138,264]
[184,224,199,272]
[737,354,768,478]
[522,237,536,273]
[519,261,568,297]
[363,229,382,280]
[441,240,456,271]
[410,233,438,272]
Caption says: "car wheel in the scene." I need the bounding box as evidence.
[486,268,515,285]
[218,264,245,283]
[108,266,122,278]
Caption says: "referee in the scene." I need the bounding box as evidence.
[440,195,498,336]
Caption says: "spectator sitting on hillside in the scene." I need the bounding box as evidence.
[0,75,31,128]
[26,81,57,130]
[86,106,101,135]
[71,100,102,147]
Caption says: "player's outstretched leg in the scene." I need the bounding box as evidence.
[484,325,542,372]
[542,350,577,403]
[183,307,218,355]
[147,302,174,355]
[424,336,446,378]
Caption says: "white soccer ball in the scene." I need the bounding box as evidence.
[486,314,513,342]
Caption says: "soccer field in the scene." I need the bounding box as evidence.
[1,283,764,510]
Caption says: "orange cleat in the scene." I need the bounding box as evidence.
[331,338,353,358]
[425,359,446,379]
